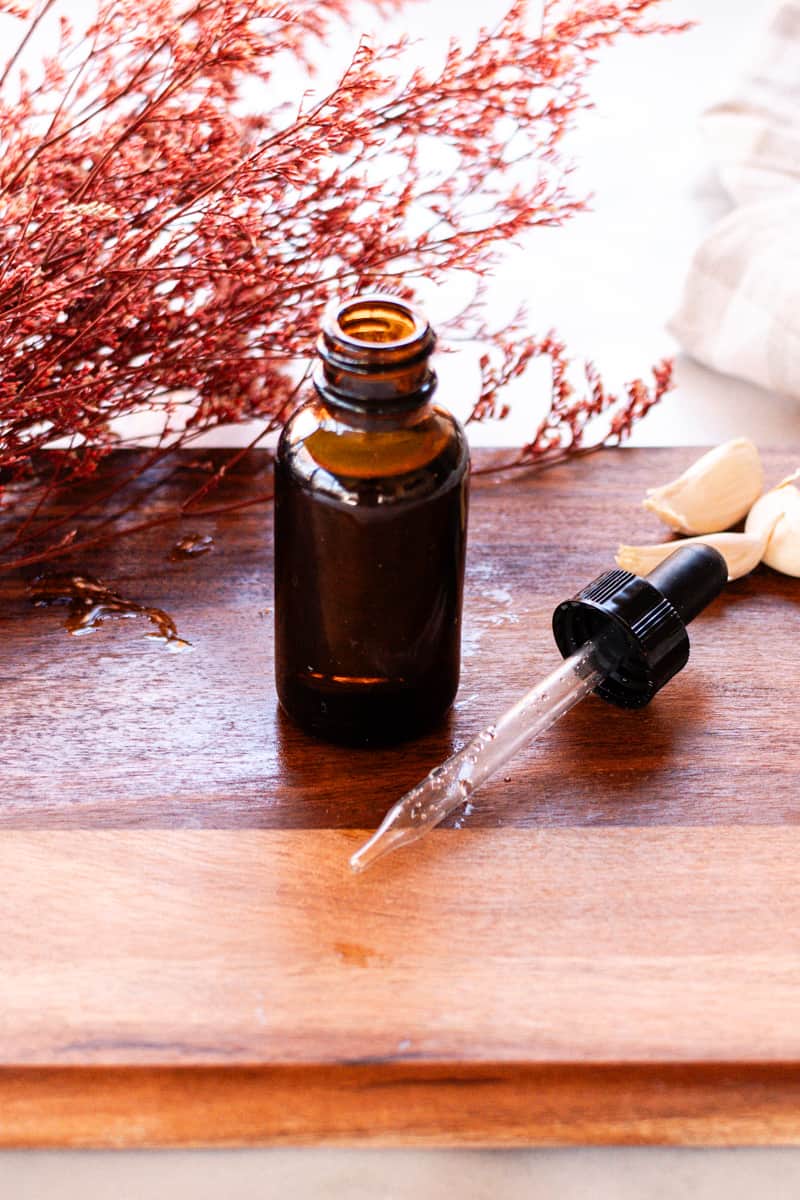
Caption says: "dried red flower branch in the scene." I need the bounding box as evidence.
[0,0,682,568]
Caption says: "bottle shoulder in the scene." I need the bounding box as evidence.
[276,400,469,506]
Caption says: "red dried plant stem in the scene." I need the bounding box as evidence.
[0,0,684,568]
[1,489,276,571]
[0,404,210,555]
[179,365,311,514]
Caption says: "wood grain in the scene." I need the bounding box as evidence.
[6,1064,800,1148]
[0,448,798,830]
[5,827,800,1066]
[3,828,800,1144]
[1,447,799,1146]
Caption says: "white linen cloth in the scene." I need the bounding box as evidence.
[669,1,800,400]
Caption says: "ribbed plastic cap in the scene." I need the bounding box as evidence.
[551,544,727,709]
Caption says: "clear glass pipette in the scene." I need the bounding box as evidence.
[350,543,729,874]
[350,640,603,872]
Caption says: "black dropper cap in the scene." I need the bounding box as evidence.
[551,544,728,709]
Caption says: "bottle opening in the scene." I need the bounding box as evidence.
[335,297,422,346]
[316,292,436,413]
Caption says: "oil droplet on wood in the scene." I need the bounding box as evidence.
[334,941,381,968]
[30,574,191,651]
[170,532,213,560]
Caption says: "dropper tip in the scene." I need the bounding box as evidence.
[348,848,369,874]
[348,829,390,874]
[349,821,422,874]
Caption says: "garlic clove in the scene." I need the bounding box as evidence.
[643,438,763,534]
[616,529,773,582]
[744,469,800,577]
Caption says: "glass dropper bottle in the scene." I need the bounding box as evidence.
[350,543,728,873]
[274,294,469,745]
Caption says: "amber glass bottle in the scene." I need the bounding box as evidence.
[274,295,469,745]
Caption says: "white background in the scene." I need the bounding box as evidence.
[4,0,800,1195]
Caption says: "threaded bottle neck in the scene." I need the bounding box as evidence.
[315,294,437,415]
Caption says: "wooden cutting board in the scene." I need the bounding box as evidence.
[1,446,799,1148]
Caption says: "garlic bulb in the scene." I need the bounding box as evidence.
[744,470,800,577]
[643,438,763,535]
[616,529,774,582]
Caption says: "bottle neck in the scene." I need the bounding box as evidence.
[314,294,437,423]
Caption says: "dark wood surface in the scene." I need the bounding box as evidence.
[1,447,797,829]
[1,446,799,1147]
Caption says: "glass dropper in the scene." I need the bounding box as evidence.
[350,543,730,874]
[350,640,603,872]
